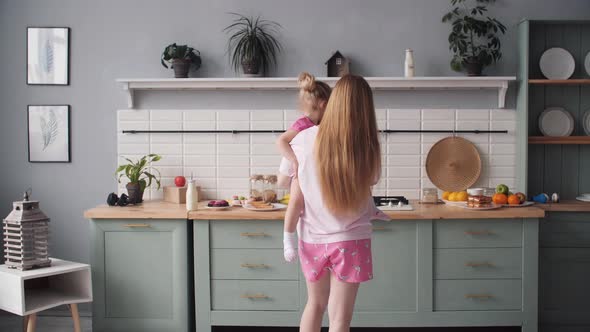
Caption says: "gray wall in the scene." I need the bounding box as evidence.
[1,0,590,265]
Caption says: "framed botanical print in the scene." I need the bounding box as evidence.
[27,27,70,85]
[27,105,71,163]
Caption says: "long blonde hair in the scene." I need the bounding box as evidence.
[298,72,331,114]
[315,75,381,215]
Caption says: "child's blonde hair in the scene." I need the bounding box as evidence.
[298,72,331,111]
[315,75,381,215]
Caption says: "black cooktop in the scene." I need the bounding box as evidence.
[373,196,410,206]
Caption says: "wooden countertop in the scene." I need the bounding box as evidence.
[535,200,590,212]
[85,200,546,220]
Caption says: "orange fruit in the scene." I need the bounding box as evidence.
[457,191,468,202]
[507,195,521,205]
[493,193,508,205]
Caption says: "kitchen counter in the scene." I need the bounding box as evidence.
[85,200,545,220]
[535,200,590,212]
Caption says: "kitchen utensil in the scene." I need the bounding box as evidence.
[539,107,574,137]
[503,201,535,208]
[576,196,590,202]
[539,47,575,79]
[458,203,502,211]
[583,110,590,136]
[425,136,482,192]
[242,203,287,211]
[585,51,590,76]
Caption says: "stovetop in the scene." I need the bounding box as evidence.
[373,196,410,206]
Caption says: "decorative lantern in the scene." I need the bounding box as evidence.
[3,192,51,270]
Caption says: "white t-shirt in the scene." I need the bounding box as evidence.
[291,126,386,244]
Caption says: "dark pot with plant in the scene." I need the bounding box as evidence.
[442,0,506,76]
[116,154,162,204]
[161,43,202,78]
[224,13,283,77]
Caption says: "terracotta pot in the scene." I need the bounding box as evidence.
[464,58,483,76]
[241,59,260,76]
[126,182,144,204]
[172,59,191,78]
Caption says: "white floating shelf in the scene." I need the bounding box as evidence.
[117,76,516,109]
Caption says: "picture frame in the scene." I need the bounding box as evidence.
[27,105,71,163]
[26,27,70,85]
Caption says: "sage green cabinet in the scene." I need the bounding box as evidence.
[539,213,590,332]
[90,219,188,332]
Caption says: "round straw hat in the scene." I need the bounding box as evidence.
[425,136,482,192]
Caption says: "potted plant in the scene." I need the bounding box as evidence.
[115,154,162,204]
[442,0,506,76]
[161,43,202,78]
[224,13,283,76]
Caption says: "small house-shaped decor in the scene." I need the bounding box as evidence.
[326,51,350,77]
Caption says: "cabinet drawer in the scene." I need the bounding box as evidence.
[211,249,298,280]
[211,280,299,311]
[434,220,522,248]
[434,248,522,279]
[210,221,283,249]
[434,279,522,311]
[540,213,590,247]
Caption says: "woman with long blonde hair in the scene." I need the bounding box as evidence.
[289,75,386,332]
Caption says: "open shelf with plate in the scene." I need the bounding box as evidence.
[517,20,590,200]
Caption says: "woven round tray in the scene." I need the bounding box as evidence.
[425,136,482,192]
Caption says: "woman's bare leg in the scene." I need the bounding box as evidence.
[327,274,360,332]
[300,272,330,332]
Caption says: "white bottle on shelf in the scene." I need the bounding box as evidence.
[186,177,198,211]
[404,49,415,78]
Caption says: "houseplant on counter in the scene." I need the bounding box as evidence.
[442,0,506,76]
[161,43,202,78]
[224,13,283,77]
[116,154,162,204]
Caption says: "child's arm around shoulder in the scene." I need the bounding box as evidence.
[276,129,299,163]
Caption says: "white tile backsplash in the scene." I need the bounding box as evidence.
[118,108,518,200]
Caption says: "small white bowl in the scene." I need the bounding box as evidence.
[581,193,590,199]
[467,188,484,196]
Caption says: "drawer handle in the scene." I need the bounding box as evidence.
[465,261,495,268]
[464,230,494,236]
[241,293,269,299]
[372,226,389,231]
[124,223,151,228]
[465,294,494,300]
[241,263,269,269]
[240,232,269,237]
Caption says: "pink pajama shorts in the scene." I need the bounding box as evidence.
[298,239,373,283]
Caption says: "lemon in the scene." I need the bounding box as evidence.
[442,191,451,200]
[457,191,468,202]
[448,192,457,202]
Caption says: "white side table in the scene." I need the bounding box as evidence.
[0,258,92,332]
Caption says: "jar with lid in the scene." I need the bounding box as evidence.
[422,188,438,204]
[249,174,265,201]
[263,175,278,203]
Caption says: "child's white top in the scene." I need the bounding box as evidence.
[291,126,387,244]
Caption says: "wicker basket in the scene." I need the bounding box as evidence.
[425,136,482,192]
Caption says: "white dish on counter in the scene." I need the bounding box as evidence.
[205,205,232,211]
[442,199,467,206]
[539,47,575,79]
[458,203,502,211]
[503,201,535,208]
[242,203,287,211]
[539,107,574,137]
[576,195,590,202]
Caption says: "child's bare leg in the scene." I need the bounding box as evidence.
[284,178,304,262]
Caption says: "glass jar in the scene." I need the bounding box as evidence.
[263,175,278,203]
[422,188,439,204]
[249,174,265,201]
[483,187,496,198]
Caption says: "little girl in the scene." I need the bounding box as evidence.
[276,72,331,262]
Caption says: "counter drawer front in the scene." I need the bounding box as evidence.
[211,249,298,280]
[434,220,523,248]
[210,221,283,249]
[434,279,522,311]
[211,280,299,311]
[541,213,590,248]
[434,248,522,279]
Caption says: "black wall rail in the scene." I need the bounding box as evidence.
[122,129,508,134]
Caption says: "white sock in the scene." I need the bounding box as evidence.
[283,231,297,262]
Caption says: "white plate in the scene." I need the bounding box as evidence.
[442,199,467,206]
[585,52,590,76]
[576,196,590,202]
[540,48,575,79]
[458,204,502,211]
[205,205,231,211]
[539,107,574,137]
[503,201,535,208]
[583,111,590,136]
[242,203,287,211]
